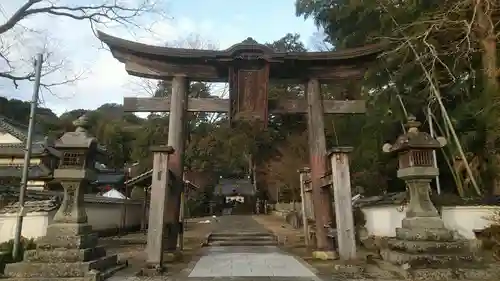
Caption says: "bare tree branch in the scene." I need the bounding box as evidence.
[0,0,165,92]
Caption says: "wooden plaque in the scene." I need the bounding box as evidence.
[228,64,269,125]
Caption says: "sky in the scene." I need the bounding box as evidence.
[0,0,320,116]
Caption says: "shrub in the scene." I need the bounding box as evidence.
[481,211,500,260]
[0,237,36,264]
[130,186,146,200]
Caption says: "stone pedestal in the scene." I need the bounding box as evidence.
[380,178,492,279]
[3,223,125,280]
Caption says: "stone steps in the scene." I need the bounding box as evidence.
[210,231,272,237]
[209,235,275,241]
[207,231,277,247]
[208,240,278,246]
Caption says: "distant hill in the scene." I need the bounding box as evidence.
[0,97,144,136]
[0,96,60,133]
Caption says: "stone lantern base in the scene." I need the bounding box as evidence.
[2,223,126,280]
[380,217,499,280]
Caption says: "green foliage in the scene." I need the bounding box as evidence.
[0,237,36,264]
[130,186,146,200]
[0,98,144,169]
[186,190,213,217]
[295,0,500,195]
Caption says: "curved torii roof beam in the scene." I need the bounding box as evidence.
[96,30,386,82]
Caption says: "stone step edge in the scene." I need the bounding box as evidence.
[209,236,275,241]
[4,255,118,278]
[210,232,272,236]
[24,246,107,263]
[208,241,277,244]
[395,228,454,242]
[0,262,127,281]
[386,239,469,254]
[380,249,482,268]
[410,267,500,281]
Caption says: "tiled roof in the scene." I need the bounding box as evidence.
[0,186,143,213]
[94,173,126,185]
[124,169,152,186]
[0,115,60,157]
[354,192,407,208]
[0,115,45,143]
[214,178,254,195]
[0,164,52,178]
[0,197,60,214]
[124,168,198,190]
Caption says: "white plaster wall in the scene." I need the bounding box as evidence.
[0,211,54,243]
[361,205,406,237]
[0,200,147,243]
[85,201,145,231]
[0,132,21,144]
[441,206,499,239]
[361,205,500,239]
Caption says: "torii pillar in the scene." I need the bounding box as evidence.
[306,78,336,259]
[164,75,189,251]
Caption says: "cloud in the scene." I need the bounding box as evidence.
[0,1,235,115]
[0,0,317,116]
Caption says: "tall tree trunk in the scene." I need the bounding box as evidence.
[476,0,500,194]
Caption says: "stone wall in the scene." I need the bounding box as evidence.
[0,196,147,243]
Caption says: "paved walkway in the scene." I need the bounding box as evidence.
[189,246,317,278]
[109,215,321,280]
[185,215,320,280]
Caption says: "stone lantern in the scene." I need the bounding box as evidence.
[377,116,496,277]
[52,114,98,224]
[382,115,446,226]
[3,115,125,280]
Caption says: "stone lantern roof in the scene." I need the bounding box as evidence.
[383,115,446,153]
[55,115,97,149]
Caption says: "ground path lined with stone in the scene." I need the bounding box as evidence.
[187,215,319,279]
[109,215,322,280]
[188,216,315,280]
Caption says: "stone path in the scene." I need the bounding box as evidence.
[187,215,320,280]
[108,215,321,280]
[188,246,317,278]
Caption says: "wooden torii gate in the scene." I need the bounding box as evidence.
[97,31,383,268]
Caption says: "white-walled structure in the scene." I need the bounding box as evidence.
[274,202,499,240]
[0,196,147,243]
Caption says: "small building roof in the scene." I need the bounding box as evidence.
[124,168,198,191]
[0,115,61,157]
[0,197,60,214]
[214,178,255,196]
[102,188,128,199]
[93,172,126,186]
[0,164,52,179]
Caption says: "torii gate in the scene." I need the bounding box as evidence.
[97,31,383,269]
